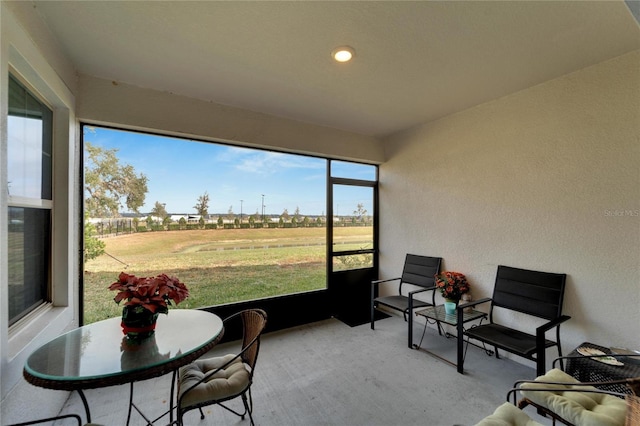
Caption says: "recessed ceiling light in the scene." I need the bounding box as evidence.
[331,46,355,63]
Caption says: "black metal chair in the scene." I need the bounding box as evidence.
[176,309,267,426]
[461,265,570,376]
[371,254,441,346]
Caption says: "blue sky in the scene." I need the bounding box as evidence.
[84,126,374,216]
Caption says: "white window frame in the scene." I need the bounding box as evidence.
[7,70,54,326]
[1,20,79,403]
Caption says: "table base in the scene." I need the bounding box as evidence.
[412,305,489,373]
[413,329,494,369]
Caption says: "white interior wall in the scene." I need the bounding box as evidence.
[379,51,640,369]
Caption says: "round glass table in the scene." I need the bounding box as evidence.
[23,309,224,424]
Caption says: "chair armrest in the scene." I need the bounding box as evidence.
[408,286,436,297]
[458,297,492,310]
[536,315,571,334]
[409,286,436,308]
[513,378,635,390]
[506,384,628,405]
[371,277,401,286]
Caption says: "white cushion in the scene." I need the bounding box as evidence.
[178,353,251,409]
[521,368,627,426]
[475,402,544,426]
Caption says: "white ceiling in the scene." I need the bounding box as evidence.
[30,1,640,138]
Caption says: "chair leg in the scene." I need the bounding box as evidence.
[199,407,205,420]
[371,301,376,330]
[370,285,376,330]
[242,392,254,425]
[495,347,500,359]
[557,342,564,372]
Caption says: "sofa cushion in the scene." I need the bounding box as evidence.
[521,368,627,426]
[178,353,250,409]
[475,402,543,426]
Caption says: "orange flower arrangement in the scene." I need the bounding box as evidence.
[434,271,470,301]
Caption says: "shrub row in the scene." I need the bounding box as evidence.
[132,222,372,232]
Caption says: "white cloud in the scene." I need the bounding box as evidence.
[218,147,323,175]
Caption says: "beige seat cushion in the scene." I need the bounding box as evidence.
[521,368,627,426]
[475,402,544,426]
[178,353,251,409]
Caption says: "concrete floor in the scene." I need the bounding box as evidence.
[20,313,553,425]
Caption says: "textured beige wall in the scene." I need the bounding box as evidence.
[380,51,640,363]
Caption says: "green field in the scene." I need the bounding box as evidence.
[84,227,371,324]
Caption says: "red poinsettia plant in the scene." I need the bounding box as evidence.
[108,272,189,314]
[434,271,470,301]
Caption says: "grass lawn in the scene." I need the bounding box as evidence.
[84,226,371,324]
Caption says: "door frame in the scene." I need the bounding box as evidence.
[327,164,379,325]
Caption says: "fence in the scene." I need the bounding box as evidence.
[93,219,135,237]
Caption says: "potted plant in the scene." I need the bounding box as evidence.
[109,272,189,340]
[434,271,470,314]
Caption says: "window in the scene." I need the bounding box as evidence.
[330,161,377,271]
[82,126,379,323]
[7,73,53,326]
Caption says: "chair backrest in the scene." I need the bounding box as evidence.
[492,265,567,320]
[238,309,268,372]
[399,254,442,293]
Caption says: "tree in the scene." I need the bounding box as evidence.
[227,206,235,221]
[194,192,210,217]
[84,142,148,217]
[353,203,367,223]
[83,214,105,261]
[293,206,301,222]
[151,201,168,221]
[281,208,290,221]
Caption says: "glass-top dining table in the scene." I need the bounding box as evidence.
[23,309,224,425]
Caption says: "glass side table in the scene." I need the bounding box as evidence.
[413,304,488,373]
[24,309,224,425]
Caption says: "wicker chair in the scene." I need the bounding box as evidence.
[627,394,640,426]
[176,309,267,426]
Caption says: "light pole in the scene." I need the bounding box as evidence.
[240,200,243,224]
[261,194,265,223]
